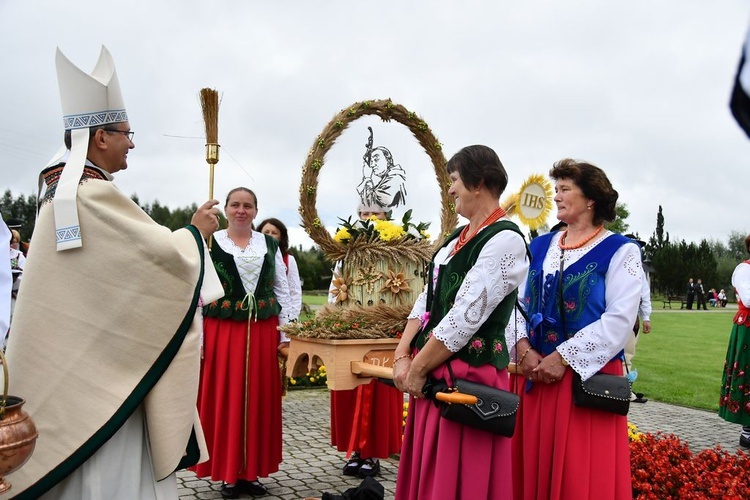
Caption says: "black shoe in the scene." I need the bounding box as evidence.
[343,452,363,476]
[633,396,648,403]
[635,392,645,399]
[740,434,750,449]
[238,479,268,496]
[357,458,380,478]
[221,483,240,499]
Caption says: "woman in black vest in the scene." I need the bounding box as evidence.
[392,145,530,499]
[192,187,294,498]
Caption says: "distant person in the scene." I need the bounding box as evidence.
[708,288,719,307]
[686,278,696,309]
[719,233,750,449]
[257,217,302,394]
[624,234,651,404]
[696,278,708,310]
[718,289,728,308]
[257,217,303,322]
[4,229,25,350]
[329,204,403,479]
[0,221,11,354]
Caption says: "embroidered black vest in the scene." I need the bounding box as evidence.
[414,220,527,369]
[204,234,282,321]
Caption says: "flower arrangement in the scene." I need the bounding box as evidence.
[629,427,750,499]
[333,209,430,245]
[288,365,327,389]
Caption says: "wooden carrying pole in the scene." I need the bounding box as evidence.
[350,361,478,405]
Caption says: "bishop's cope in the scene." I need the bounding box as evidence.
[4,46,223,499]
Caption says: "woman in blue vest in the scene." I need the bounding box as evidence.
[393,145,530,499]
[509,159,642,500]
[193,187,294,498]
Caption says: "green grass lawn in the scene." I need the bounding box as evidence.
[302,294,329,307]
[634,309,735,411]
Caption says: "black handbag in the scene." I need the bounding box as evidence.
[571,371,630,416]
[438,363,519,437]
[558,248,630,416]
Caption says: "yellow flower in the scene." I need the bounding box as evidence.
[373,219,405,241]
[334,228,351,243]
[290,378,297,385]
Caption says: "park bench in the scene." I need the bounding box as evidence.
[662,295,687,309]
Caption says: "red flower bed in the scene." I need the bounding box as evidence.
[631,432,750,499]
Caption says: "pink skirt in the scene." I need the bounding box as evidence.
[395,360,513,500]
[511,360,632,500]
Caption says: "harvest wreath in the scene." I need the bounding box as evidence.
[282,99,456,340]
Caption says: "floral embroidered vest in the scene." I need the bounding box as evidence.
[413,220,527,370]
[204,234,281,321]
[525,231,630,356]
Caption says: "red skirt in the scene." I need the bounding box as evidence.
[330,380,403,459]
[511,360,632,500]
[192,316,282,483]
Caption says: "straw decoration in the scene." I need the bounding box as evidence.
[200,88,219,145]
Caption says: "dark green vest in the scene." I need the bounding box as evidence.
[204,234,282,321]
[414,220,526,369]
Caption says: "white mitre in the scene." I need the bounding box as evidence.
[46,46,128,251]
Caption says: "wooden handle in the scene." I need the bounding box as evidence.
[350,361,393,379]
[435,391,478,405]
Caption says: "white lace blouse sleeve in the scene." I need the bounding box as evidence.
[638,270,652,322]
[732,262,750,306]
[286,255,303,320]
[504,277,529,359]
[431,229,529,353]
[408,283,429,320]
[273,247,293,333]
[556,242,643,380]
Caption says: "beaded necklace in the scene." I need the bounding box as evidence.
[450,206,507,256]
[558,225,604,250]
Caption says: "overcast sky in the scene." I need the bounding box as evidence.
[1,1,748,249]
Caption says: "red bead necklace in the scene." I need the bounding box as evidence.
[558,225,604,250]
[450,206,507,256]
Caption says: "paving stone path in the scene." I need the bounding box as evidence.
[177,385,743,499]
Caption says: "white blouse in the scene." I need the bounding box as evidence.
[408,223,530,353]
[284,254,303,320]
[505,230,643,380]
[732,261,750,307]
[214,230,293,341]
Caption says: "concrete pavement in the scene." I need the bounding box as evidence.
[176,386,744,500]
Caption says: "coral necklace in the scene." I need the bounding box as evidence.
[451,206,507,256]
[558,225,604,250]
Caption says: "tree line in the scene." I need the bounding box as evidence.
[1,190,335,291]
[1,190,744,296]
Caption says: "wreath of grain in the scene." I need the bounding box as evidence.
[298,99,457,264]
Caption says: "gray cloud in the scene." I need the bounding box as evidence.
[1,0,748,249]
